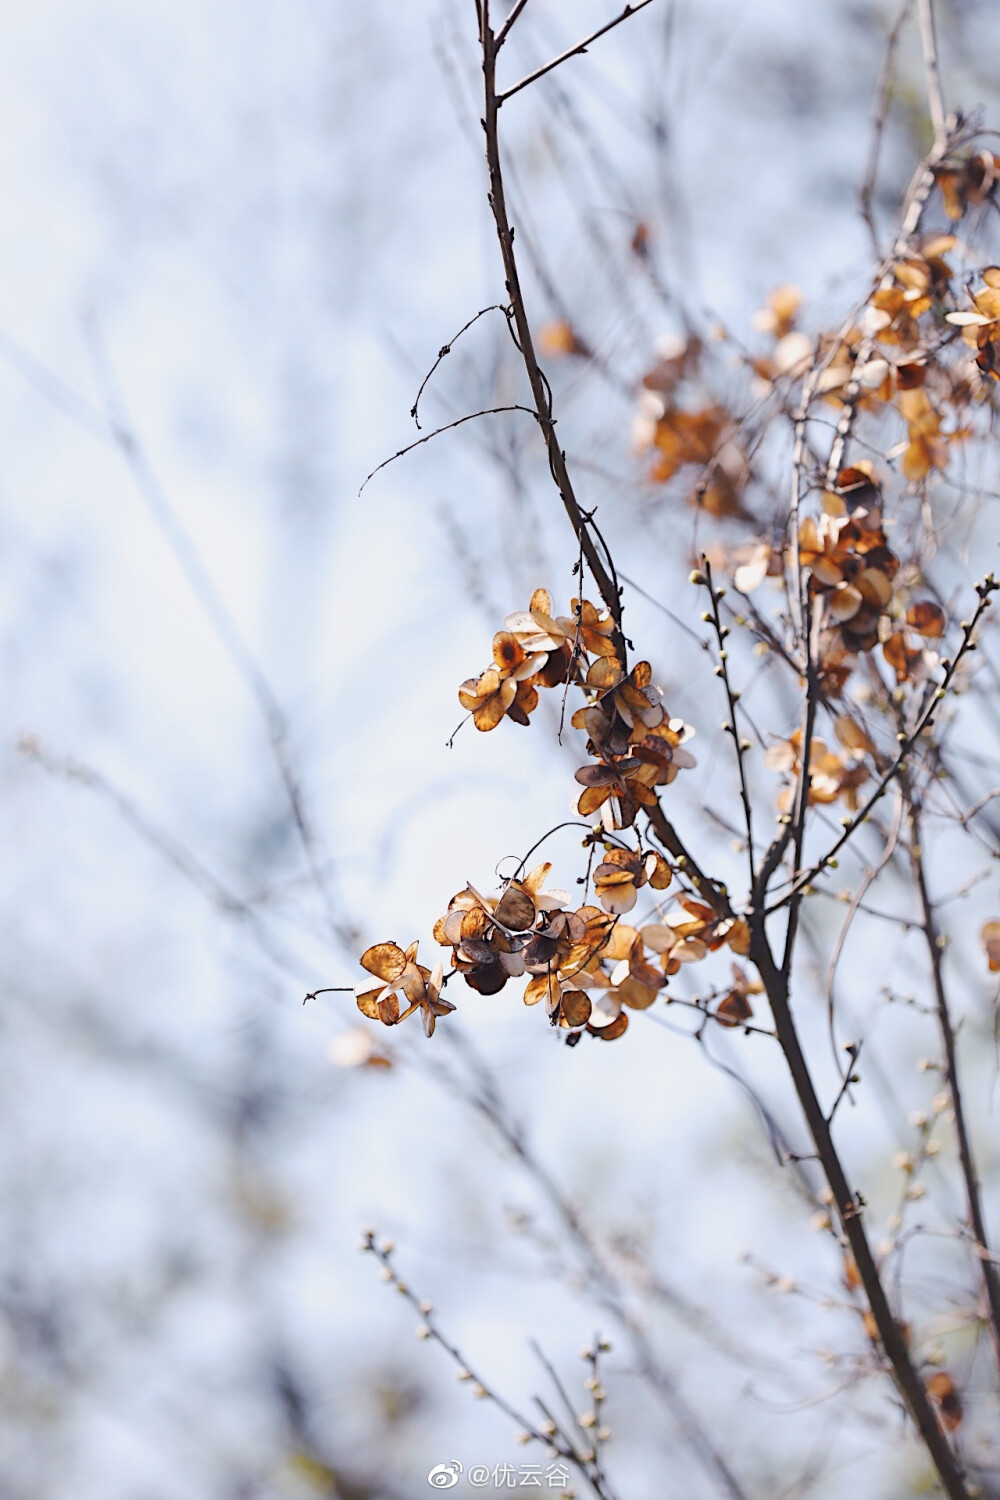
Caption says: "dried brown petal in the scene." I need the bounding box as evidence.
[557,991,592,1028]
[360,943,407,983]
[575,762,620,788]
[981,921,1000,972]
[905,601,945,637]
[716,991,753,1027]
[492,632,526,674]
[463,964,508,996]
[524,972,560,1008]
[587,656,624,691]
[460,906,490,941]
[589,1010,629,1040]
[926,1372,962,1431]
[883,631,923,683]
[834,715,874,755]
[724,917,751,956]
[829,584,863,622]
[460,936,497,965]
[493,883,537,932]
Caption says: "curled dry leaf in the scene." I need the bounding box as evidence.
[539,320,590,359]
[716,964,763,1028]
[752,282,802,339]
[926,1372,963,1431]
[733,542,772,594]
[882,631,928,685]
[905,601,945,638]
[589,1008,629,1041]
[767,729,869,811]
[329,1028,393,1069]
[935,151,1000,221]
[981,921,1000,972]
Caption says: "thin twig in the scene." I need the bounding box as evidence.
[359,405,540,495]
[917,0,947,151]
[496,1,657,107]
[361,1235,614,1499]
[701,560,755,889]
[767,577,998,913]
[479,12,627,662]
[438,1026,754,1500]
[496,0,532,47]
[410,304,510,428]
[907,802,1000,1378]
[859,0,914,256]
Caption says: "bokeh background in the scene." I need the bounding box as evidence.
[2,2,999,1496]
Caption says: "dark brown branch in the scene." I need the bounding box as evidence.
[480,8,627,661]
[748,927,973,1500]
[780,597,823,978]
[645,798,731,914]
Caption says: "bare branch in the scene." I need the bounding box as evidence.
[409,303,511,428]
[748,927,974,1500]
[917,0,947,151]
[767,577,998,913]
[495,0,532,47]
[701,559,755,887]
[859,0,914,255]
[907,804,1000,1377]
[496,1,657,107]
[479,9,626,659]
[358,404,540,494]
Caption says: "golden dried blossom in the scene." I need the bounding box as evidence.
[433,867,573,996]
[356,942,456,1036]
[539,320,591,359]
[591,847,671,915]
[458,625,549,731]
[935,150,1000,222]
[946,266,1000,383]
[905,600,945,638]
[882,630,933,686]
[639,333,702,398]
[716,963,763,1027]
[765,730,869,810]
[798,486,900,652]
[647,404,728,482]
[572,657,664,756]
[898,386,949,482]
[752,283,802,340]
[642,897,750,967]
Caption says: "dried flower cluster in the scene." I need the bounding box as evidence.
[344,13,1000,1494]
[458,589,614,731]
[357,582,718,1045]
